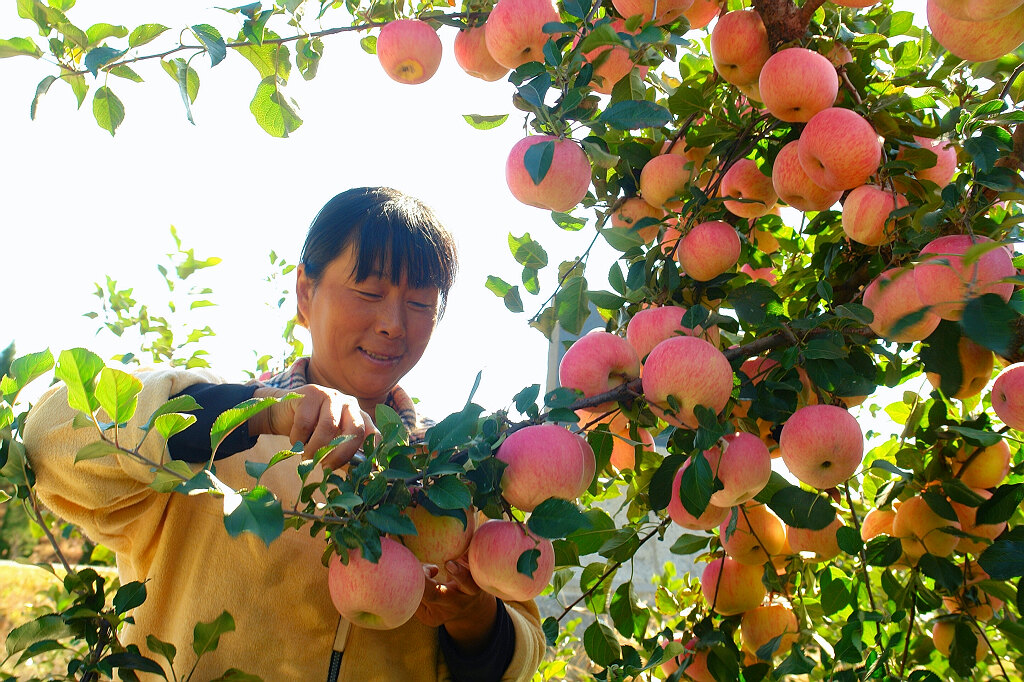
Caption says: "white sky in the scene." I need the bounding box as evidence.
[0,1,622,418]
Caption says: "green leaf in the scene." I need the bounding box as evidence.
[191,23,226,66]
[979,540,1024,579]
[55,348,104,413]
[249,75,302,137]
[768,486,837,530]
[234,42,291,80]
[86,22,127,45]
[524,139,555,185]
[918,554,963,591]
[366,505,418,536]
[0,37,41,58]
[517,548,540,578]
[92,85,125,136]
[669,533,711,555]
[66,72,88,108]
[110,64,143,82]
[527,498,592,539]
[462,113,508,130]
[145,635,176,667]
[542,617,558,646]
[950,620,979,676]
[161,58,199,124]
[598,100,672,130]
[75,440,125,463]
[154,413,197,440]
[1,349,53,401]
[295,36,322,80]
[554,276,589,335]
[583,621,621,667]
[424,476,473,510]
[223,486,284,545]
[113,581,147,615]
[359,35,376,54]
[650,453,685,511]
[210,395,282,457]
[5,614,72,656]
[141,394,201,432]
[679,452,713,519]
[192,611,235,657]
[95,367,142,424]
[99,651,166,677]
[129,23,169,48]
[976,484,1024,525]
[551,211,587,231]
[508,233,549,269]
[961,294,1017,357]
[150,460,196,493]
[29,74,56,119]
[579,21,622,52]
[729,283,782,326]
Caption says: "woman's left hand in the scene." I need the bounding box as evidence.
[415,558,499,655]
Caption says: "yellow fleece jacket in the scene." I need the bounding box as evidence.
[23,367,545,682]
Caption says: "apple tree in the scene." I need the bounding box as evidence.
[2,0,1024,680]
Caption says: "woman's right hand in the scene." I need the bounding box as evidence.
[249,385,377,469]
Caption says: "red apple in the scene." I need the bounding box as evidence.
[772,140,843,212]
[720,502,786,565]
[860,508,896,541]
[926,336,993,400]
[608,416,655,470]
[661,638,715,682]
[579,20,638,94]
[749,225,780,254]
[401,502,477,568]
[376,19,443,85]
[684,0,722,28]
[798,108,882,191]
[901,135,958,188]
[626,305,719,361]
[677,220,742,281]
[710,10,772,86]
[706,433,772,507]
[468,519,555,601]
[328,537,425,630]
[640,153,695,209]
[932,0,1023,20]
[721,159,778,218]
[668,462,731,530]
[642,336,735,429]
[613,0,694,23]
[927,0,1024,62]
[779,405,864,489]
[740,264,777,285]
[559,330,641,419]
[453,25,509,81]
[701,556,767,615]
[506,135,591,212]
[611,196,664,243]
[842,184,908,246]
[913,234,1015,321]
[758,48,839,123]
[951,489,1007,555]
[785,517,843,562]
[863,267,941,343]
[496,424,596,511]
[484,0,561,69]
[991,363,1024,429]
[741,604,799,658]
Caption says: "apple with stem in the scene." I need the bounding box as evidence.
[710,10,771,86]
[453,25,509,81]
[376,20,443,85]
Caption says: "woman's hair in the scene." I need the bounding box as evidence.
[300,187,459,312]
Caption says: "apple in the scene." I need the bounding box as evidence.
[611,196,664,243]
[484,0,561,69]
[863,267,942,343]
[453,25,509,81]
[401,502,477,568]
[825,41,854,66]
[580,20,637,94]
[328,537,425,630]
[771,140,843,212]
[900,135,958,188]
[626,305,719,361]
[721,159,778,218]
[798,108,882,191]
[951,489,1006,555]
[613,0,694,24]
[665,137,712,172]
[376,20,443,85]
[559,330,641,416]
[660,220,683,255]
[677,220,742,281]
[683,0,722,28]
[926,336,993,400]
[860,508,896,541]
[740,264,777,285]
[758,48,839,123]
[914,234,1015,320]
[640,153,695,209]
[931,619,989,661]
[952,438,1011,489]
[701,556,767,616]
[468,519,555,601]
[710,10,772,86]
[642,336,734,429]
[608,416,656,470]
[779,404,864,489]
[785,517,843,562]
[842,184,908,246]
[892,493,962,562]
[661,638,715,682]
[733,355,780,443]
[749,225,780,254]
[506,135,591,212]
[706,433,772,507]
[668,462,731,530]
[933,0,1023,20]
[496,424,596,511]
[926,0,1024,62]
[741,604,799,658]
[943,565,1004,620]
[991,363,1024,429]
[720,502,786,565]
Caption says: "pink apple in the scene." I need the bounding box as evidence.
[608,415,655,470]
[842,184,908,246]
[992,363,1024,429]
[468,519,555,601]
[611,196,664,243]
[485,0,561,69]
[506,135,591,212]
[860,508,896,541]
[758,48,839,123]
[720,159,778,218]
[779,404,864,489]
[612,0,694,24]
[579,20,637,94]
[497,424,596,511]
[661,638,715,682]
[668,463,731,530]
[798,107,882,191]
[740,264,777,285]
[772,140,843,212]
[710,10,772,86]
[642,336,734,429]
[914,234,1015,320]
[926,336,993,400]
[626,305,719,361]
[863,267,941,343]
[684,0,722,28]
[677,221,742,281]
[901,135,958,188]
[706,433,772,507]
[328,537,425,630]
[701,556,767,615]
[825,41,854,66]
[892,493,961,562]
[376,20,443,85]
[932,0,1023,20]
[639,153,695,209]
[741,604,799,658]
[785,517,843,562]
[927,0,1024,62]
[453,25,510,81]
[559,330,641,415]
[401,502,477,567]
[720,502,786,565]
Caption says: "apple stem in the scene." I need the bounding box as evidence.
[897,573,918,680]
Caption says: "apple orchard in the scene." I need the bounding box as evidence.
[2,0,1024,679]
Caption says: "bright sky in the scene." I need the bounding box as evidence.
[0,1,621,419]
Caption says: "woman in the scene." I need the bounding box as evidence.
[24,187,545,681]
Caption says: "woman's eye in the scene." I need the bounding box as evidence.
[356,290,382,299]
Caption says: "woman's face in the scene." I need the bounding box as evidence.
[296,245,440,411]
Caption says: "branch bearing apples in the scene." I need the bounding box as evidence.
[467,519,554,601]
[676,220,742,281]
[779,404,864,489]
[863,267,941,343]
[484,0,560,69]
[496,423,596,511]
[710,10,771,86]
[913,234,1015,320]
[991,363,1024,429]
[701,556,767,616]
[798,107,882,191]
[758,48,839,123]
[376,19,442,85]
[558,330,641,414]
[453,25,509,81]
[642,335,734,429]
[505,135,591,212]
[327,537,425,630]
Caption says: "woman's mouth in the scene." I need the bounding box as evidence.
[359,347,402,364]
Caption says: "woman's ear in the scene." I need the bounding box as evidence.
[295,264,312,328]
